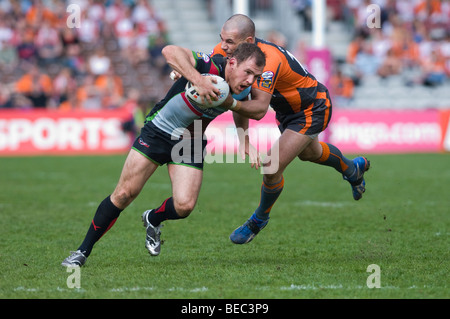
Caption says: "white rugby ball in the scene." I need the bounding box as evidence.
[185,74,229,108]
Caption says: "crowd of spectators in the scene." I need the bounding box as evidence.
[329,0,450,104]
[0,0,170,111]
[1,0,449,111]
[291,0,449,106]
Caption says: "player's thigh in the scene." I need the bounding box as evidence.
[168,163,203,216]
[265,129,313,178]
[112,149,159,208]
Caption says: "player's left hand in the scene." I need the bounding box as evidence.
[239,142,261,170]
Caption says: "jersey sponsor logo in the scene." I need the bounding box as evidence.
[92,220,101,231]
[195,52,210,63]
[261,71,274,89]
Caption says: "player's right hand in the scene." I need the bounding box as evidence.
[194,75,221,105]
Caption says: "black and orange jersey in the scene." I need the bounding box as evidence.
[212,38,320,114]
[212,38,332,135]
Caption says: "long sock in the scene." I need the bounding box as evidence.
[315,142,357,181]
[147,197,184,227]
[254,177,284,221]
[78,195,123,257]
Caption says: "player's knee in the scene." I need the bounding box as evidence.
[112,188,138,209]
[173,199,195,218]
[298,148,321,162]
[264,173,282,185]
[298,152,314,161]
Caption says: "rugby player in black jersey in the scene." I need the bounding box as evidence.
[61,43,265,266]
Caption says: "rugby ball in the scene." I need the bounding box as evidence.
[185,74,229,108]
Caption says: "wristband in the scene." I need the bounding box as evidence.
[230,99,241,111]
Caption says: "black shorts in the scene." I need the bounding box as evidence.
[276,83,332,137]
[132,122,207,170]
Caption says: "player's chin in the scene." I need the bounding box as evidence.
[233,85,248,94]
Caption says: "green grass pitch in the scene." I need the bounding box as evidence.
[0,153,448,299]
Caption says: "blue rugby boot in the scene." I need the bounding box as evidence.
[230,213,269,244]
[344,156,370,200]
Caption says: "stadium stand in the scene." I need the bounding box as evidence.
[0,0,448,111]
[0,0,173,110]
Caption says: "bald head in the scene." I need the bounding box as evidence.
[223,14,255,41]
[220,14,256,56]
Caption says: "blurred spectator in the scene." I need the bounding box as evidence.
[76,74,102,110]
[132,0,154,25]
[377,48,403,78]
[0,86,14,109]
[34,20,64,68]
[125,20,150,67]
[120,87,141,136]
[354,40,382,78]
[346,33,365,65]
[60,27,81,58]
[267,30,288,48]
[88,47,111,75]
[0,15,18,71]
[114,5,134,52]
[25,0,59,29]
[58,90,79,111]
[0,15,14,50]
[15,64,53,108]
[77,7,100,45]
[330,67,354,106]
[16,24,38,67]
[421,49,448,86]
[52,67,76,106]
[148,33,169,74]
[60,26,85,75]
[94,66,124,109]
[290,0,312,31]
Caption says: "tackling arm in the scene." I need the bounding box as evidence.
[233,112,260,169]
[224,88,271,120]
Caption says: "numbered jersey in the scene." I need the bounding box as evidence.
[212,38,322,116]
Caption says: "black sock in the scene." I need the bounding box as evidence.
[147,197,184,227]
[78,195,123,257]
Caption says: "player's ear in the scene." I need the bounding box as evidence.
[228,57,237,68]
[244,36,254,43]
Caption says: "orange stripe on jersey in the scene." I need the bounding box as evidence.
[322,106,330,131]
[316,91,327,101]
[316,90,331,131]
[286,90,302,113]
[212,39,320,115]
[299,103,314,134]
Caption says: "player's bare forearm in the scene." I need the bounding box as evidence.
[162,45,203,85]
[162,45,220,103]
[222,93,269,120]
[233,112,250,144]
